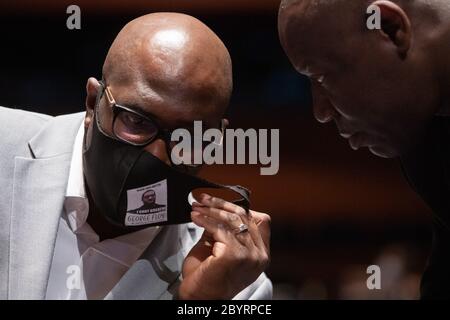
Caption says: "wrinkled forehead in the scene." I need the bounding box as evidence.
[111,79,225,130]
[105,54,228,129]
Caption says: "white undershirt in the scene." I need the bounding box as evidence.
[46,123,161,300]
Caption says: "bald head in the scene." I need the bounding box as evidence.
[84,13,233,166]
[102,13,232,124]
[278,0,444,61]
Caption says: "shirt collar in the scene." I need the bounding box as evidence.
[66,122,86,198]
[64,122,89,232]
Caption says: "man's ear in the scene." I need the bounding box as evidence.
[85,77,101,129]
[371,0,412,58]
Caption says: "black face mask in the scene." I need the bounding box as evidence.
[82,117,251,229]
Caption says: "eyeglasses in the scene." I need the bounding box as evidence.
[95,80,226,166]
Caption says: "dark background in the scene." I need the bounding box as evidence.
[0,0,432,299]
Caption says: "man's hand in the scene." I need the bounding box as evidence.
[179,193,271,300]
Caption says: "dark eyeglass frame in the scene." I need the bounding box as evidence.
[95,80,227,167]
[96,80,172,147]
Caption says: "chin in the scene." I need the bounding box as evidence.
[368,145,400,159]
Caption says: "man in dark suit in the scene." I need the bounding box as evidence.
[278,0,450,298]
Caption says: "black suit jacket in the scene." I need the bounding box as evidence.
[401,116,450,299]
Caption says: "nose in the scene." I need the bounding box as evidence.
[143,138,172,166]
[311,81,337,124]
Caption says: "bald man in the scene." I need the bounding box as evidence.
[279,0,450,298]
[0,13,272,300]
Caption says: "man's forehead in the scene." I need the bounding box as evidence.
[283,17,356,76]
[281,0,361,46]
[286,35,330,74]
[109,81,221,129]
[281,13,326,60]
[102,13,231,130]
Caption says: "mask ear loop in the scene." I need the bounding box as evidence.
[187,185,251,213]
[226,185,251,212]
[187,192,197,206]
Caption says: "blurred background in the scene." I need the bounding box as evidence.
[0,0,433,299]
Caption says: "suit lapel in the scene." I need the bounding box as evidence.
[6,110,199,300]
[105,223,199,300]
[8,112,84,299]
[8,155,71,299]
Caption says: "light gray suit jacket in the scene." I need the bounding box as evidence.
[0,107,272,300]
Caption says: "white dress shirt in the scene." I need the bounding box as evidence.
[45,123,161,300]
